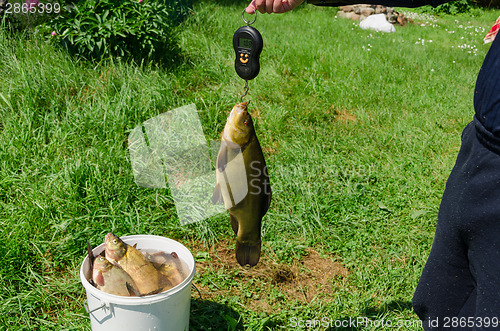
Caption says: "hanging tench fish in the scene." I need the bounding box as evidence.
[92,255,139,296]
[104,233,160,295]
[212,102,271,267]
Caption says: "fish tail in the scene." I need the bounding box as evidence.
[235,241,261,267]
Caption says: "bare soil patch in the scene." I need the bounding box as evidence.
[335,109,357,123]
[186,239,349,312]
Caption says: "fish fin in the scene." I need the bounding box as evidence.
[230,214,239,235]
[235,241,261,267]
[95,271,105,287]
[87,240,94,271]
[211,183,223,205]
[140,287,164,297]
[264,165,272,215]
[265,188,272,215]
[126,282,141,297]
[216,142,229,173]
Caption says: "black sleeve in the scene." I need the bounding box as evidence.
[474,31,500,135]
[308,0,449,8]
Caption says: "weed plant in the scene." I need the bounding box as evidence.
[48,0,192,64]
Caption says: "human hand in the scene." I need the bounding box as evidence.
[245,0,305,14]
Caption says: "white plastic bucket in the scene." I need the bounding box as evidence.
[80,235,196,331]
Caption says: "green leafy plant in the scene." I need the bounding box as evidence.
[434,0,476,14]
[416,0,478,15]
[49,0,192,64]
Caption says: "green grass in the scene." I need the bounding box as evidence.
[1,1,499,329]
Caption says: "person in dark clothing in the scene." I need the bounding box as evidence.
[247,0,500,329]
[412,26,500,331]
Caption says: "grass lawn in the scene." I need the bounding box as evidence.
[1,1,499,329]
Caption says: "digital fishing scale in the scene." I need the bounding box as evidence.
[233,9,263,100]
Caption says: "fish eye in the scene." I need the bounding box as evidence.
[113,239,118,244]
[243,120,248,126]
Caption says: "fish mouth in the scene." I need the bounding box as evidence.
[236,102,248,114]
[227,102,248,127]
[105,233,114,243]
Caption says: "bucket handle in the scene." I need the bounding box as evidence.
[83,299,109,314]
[83,299,114,324]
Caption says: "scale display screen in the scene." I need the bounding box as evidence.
[239,38,253,49]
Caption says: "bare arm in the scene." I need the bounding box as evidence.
[245,0,305,14]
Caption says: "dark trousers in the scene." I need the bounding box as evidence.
[412,35,500,330]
